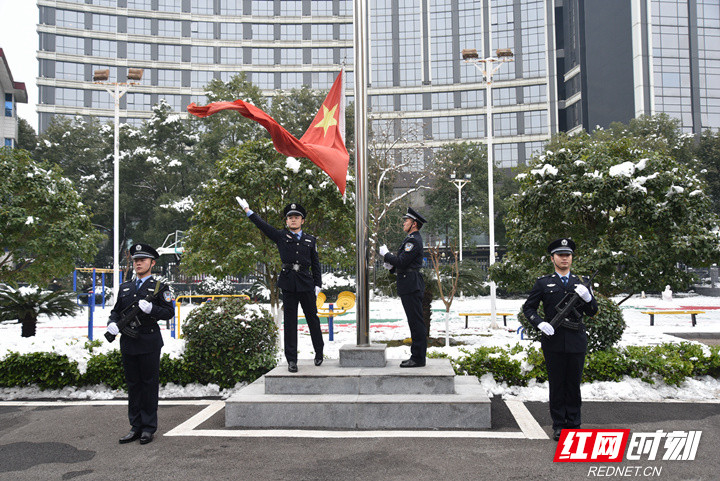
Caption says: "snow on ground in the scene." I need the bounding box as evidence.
[1,292,719,401]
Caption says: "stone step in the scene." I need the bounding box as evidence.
[225,376,491,429]
[264,359,456,395]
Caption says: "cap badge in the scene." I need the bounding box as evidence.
[561,239,568,246]
[291,203,296,209]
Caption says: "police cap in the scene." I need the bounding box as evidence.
[547,238,576,255]
[403,207,427,228]
[130,243,160,260]
[283,203,307,218]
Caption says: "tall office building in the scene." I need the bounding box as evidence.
[36,0,719,168]
[1,48,28,148]
[557,0,720,134]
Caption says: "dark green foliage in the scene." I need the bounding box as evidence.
[159,353,194,386]
[0,352,80,390]
[517,294,625,353]
[83,349,125,390]
[455,346,528,386]
[182,297,279,388]
[583,348,633,382]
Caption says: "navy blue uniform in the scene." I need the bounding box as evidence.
[384,231,426,363]
[248,212,323,363]
[523,272,598,430]
[109,276,174,435]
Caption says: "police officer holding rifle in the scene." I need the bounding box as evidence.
[107,243,174,445]
[522,238,598,441]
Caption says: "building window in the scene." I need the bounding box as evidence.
[495,143,519,168]
[127,92,152,111]
[311,48,334,64]
[280,24,302,41]
[92,91,113,109]
[158,69,182,86]
[127,17,152,35]
[5,94,13,117]
[159,20,182,37]
[192,46,214,63]
[461,114,485,137]
[92,39,117,58]
[192,22,214,39]
[191,0,214,15]
[191,71,214,88]
[127,0,152,10]
[160,95,183,111]
[371,94,394,112]
[494,112,518,136]
[220,47,243,64]
[128,42,152,61]
[5,138,13,147]
[56,10,84,29]
[158,0,182,13]
[55,62,85,81]
[432,92,455,110]
[92,14,117,33]
[460,89,484,108]
[158,44,182,62]
[311,24,334,40]
[220,0,243,16]
[252,48,274,64]
[280,72,303,89]
[432,116,455,140]
[311,1,333,16]
[280,1,301,16]
[220,23,243,40]
[252,24,275,40]
[56,36,85,55]
[523,84,546,104]
[524,110,548,135]
[253,1,274,16]
[253,72,275,89]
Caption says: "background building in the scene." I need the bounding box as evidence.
[0,48,28,148]
[35,0,719,167]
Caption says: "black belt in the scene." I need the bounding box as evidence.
[559,319,583,331]
[282,263,309,272]
[396,268,421,274]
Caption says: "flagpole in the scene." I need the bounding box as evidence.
[353,0,370,346]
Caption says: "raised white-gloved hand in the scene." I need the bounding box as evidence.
[383,262,393,270]
[139,299,152,314]
[315,286,321,297]
[574,284,592,302]
[235,197,249,210]
[107,322,119,335]
[379,245,389,257]
[538,321,555,336]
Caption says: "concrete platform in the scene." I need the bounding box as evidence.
[225,359,491,430]
[264,359,456,395]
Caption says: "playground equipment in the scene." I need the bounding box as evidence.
[315,291,356,341]
[74,267,121,341]
[157,230,185,256]
[173,294,251,338]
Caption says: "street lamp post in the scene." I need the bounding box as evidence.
[462,47,513,328]
[449,172,471,261]
[93,68,143,302]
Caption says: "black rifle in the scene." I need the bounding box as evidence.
[105,281,165,343]
[549,270,599,331]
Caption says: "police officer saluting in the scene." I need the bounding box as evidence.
[236,197,323,373]
[522,238,598,441]
[379,207,427,368]
[107,243,174,445]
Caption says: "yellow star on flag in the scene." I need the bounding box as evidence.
[313,104,338,137]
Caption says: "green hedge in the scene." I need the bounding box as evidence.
[2,341,718,391]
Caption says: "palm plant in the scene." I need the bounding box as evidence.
[0,286,80,337]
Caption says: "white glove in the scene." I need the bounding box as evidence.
[235,197,249,210]
[139,299,152,314]
[574,284,592,302]
[383,262,393,270]
[379,245,389,256]
[107,322,119,335]
[538,322,555,336]
[315,286,321,296]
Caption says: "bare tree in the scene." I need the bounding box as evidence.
[428,244,460,346]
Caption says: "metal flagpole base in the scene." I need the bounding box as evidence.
[339,344,387,367]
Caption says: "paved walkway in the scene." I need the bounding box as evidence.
[1,397,718,480]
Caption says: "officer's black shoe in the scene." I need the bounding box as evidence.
[314,357,323,366]
[119,431,141,444]
[553,428,563,441]
[288,361,298,373]
[400,359,426,368]
[140,432,154,445]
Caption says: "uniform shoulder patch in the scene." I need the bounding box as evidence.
[404,242,414,252]
[163,290,173,303]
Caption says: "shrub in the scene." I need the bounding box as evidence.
[183,297,278,388]
[0,352,81,389]
[160,353,193,386]
[455,346,528,386]
[517,294,625,353]
[83,349,125,390]
[583,347,632,382]
[625,345,694,386]
[0,286,80,337]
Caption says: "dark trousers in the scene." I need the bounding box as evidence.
[400,291,426,362]
[282,290,324,363]
[122,348,161,434]
[543,349,586,429]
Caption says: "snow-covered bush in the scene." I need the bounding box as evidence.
[182,298,278,388]
[195,275,237,296]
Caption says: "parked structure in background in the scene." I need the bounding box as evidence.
[0,48,28,148]
[34,0,719,167]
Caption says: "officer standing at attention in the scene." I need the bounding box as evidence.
[107,243,174,445]
[236,197,323,373]
[379,207,427,368]
[522,238,598,441]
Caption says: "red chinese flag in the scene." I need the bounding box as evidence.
[187,70,349,195]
